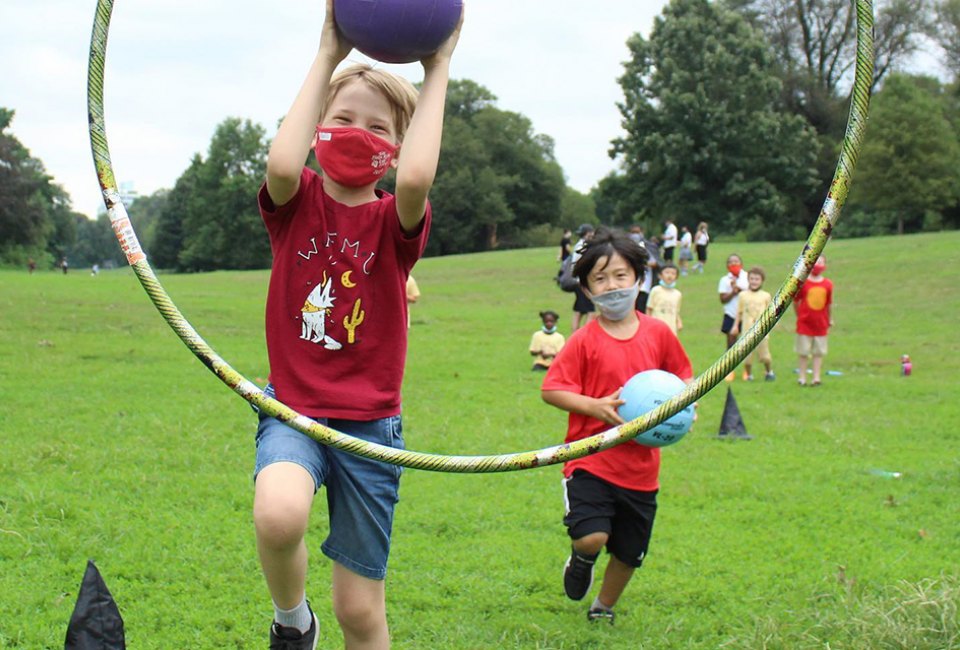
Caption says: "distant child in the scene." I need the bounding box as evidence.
[252,2,462,647]
[718,254,749,381]
[677,226,693,275]
[731,266,774,381]
[646,263,683,335]
[693,222,709,273]
[530,310,565,371]
[406,274,421,328]
[541,227,693,625]
[794,255,833,386]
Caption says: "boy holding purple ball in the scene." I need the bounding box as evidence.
[253,1,463,647]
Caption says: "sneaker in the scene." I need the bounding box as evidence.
[587,607,616,624]
[743,372,754,381]
[563,550,596,601]
[765,372,776,382]
[270,612,319,650]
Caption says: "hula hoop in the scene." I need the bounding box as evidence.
[86,0,874,473]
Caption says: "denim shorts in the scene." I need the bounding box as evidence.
[254,390,404,580]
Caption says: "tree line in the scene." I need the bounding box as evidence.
[3,0,960,270]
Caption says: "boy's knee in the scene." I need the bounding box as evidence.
[573,531,609,555]
[253,493,311,549]
[332,590,385,636]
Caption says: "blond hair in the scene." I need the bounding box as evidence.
[322,64,419,141]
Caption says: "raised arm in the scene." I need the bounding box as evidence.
[394,9,464,232]
[265,0,352,206]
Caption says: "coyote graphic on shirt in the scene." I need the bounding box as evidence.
[300,274,342,350]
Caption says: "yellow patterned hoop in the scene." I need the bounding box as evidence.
[86,0,874,472]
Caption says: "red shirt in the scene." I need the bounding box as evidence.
[542,314,693,491]
[795,277,833,336]
[258,168,430,419]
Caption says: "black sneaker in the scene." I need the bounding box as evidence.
[270,611,319,650]
[587,607,615,624]
[563,550,596,601]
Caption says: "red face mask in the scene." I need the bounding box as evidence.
[727,263,743,276]
[314,126,398,188]
[812,262,827,275]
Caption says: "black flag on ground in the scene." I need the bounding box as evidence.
[717,387,752,440]
[64,560,125,650]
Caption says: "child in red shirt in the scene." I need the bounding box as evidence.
[253,2,463,647]
[794,255,834,386]
[542,227,693,624]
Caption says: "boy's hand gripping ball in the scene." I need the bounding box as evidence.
[617,370,694,447]
[333,0,463,64]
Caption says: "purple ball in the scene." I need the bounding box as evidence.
[334,0,462,64]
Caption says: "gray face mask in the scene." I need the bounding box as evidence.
[590,282,640,321]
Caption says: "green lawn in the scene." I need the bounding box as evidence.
[1,232,958,649]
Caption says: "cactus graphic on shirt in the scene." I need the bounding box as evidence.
[343,298,365,344]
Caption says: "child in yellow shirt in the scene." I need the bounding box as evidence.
[530,310,565,370]
[646,264,683,335]
[732,266,775,381]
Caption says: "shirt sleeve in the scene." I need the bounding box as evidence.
[542,335,584,393]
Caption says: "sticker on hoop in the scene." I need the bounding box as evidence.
[108,205,145,264]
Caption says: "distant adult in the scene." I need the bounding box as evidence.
[629,226,661,313]
[661,219,678,262]
[694,222,710,273]
[27,258,36,274]
[718,254,749,381]
[559,228,573,262]
[570,224,596,332]
[678,226,693,276]
[59,257,69,274]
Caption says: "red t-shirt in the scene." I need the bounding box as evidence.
[258,168,430,419]
[795,277,833,336]
[541,314,693,491]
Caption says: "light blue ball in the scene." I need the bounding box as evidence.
[617,370,693,447]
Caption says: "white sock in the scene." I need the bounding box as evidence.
[274,597,312,633]
[591,596,613,612]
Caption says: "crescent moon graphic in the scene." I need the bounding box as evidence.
[341,271,357,288]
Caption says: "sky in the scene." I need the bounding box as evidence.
[1,0,672,220]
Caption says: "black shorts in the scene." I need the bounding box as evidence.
[721,314,736,334]
[663,247,675,261]
[562,470,658,568]
[573,285,595,314]
[696,244,708,262]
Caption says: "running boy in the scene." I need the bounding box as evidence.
[795,255,834,386]
[646,262,683,335]
[541,227,693,625]
[731,266,775,381]
[253,2,462,647]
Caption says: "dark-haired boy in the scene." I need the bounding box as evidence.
[541,227,693,624]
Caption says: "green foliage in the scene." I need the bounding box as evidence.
[933,0,960,80]
[151,118,271,271]
[0,108,81,266]
[426,80,567,255]
[845,74,960,236]
[607,0,820,240]
[2,232,959,648]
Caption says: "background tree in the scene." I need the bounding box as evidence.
[424,80,566,255]
[152,119,271,271]
[930,0,960,80]
[0,108,81,267]
[845,74,960,235]
[608,0,820,240]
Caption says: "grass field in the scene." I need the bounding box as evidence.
[1,232,958,649]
